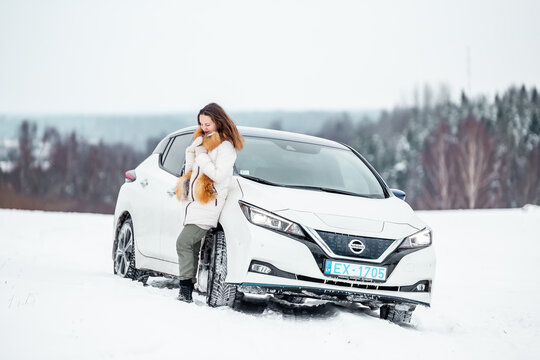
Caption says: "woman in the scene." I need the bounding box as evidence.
[175,103,244,303]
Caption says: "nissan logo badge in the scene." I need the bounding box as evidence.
[348,239,366,254]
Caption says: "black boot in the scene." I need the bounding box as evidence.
[178,279,194,303]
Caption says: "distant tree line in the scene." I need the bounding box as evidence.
[0,123,155,213]
[1,84,538,213]
[318,85,540,209]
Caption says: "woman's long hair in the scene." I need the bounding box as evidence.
[198,103,244,150]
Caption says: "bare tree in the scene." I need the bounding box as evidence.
[420,122,456,209]
[16,120,37,193]
[454,117,499,208]
[64,132,79,196]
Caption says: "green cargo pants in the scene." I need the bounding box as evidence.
[176,224,208,281]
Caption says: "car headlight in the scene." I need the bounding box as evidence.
[399,227,432,248]
[239,201,305,237]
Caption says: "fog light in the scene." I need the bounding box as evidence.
[251,264,272,274]
[416,283,426,291]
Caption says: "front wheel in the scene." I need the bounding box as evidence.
[379,304,416,324]
[206,230,237,307]
[113,218,137,279]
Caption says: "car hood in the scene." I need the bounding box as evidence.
[237,177,425,239]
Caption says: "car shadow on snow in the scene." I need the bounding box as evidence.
[147,277,179,289]
[233,295,382,321]
[234,296,339,319]
[147,278,395,323]
[235,296,340,319]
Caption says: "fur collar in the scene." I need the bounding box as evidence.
[193,127,222,152]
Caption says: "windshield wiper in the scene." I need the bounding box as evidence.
[282,185,375,198]
[238,174,280,186]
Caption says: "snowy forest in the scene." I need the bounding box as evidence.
[0,85,538,213]
[318,85,540,210]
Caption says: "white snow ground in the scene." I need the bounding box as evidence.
[1,207,539,360]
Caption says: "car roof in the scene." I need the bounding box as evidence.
[168,125,348,149]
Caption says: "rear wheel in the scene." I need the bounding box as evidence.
[113,219,136,279]
[206,230,237,307]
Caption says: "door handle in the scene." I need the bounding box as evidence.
[140,179,149,188]
[167,188,176,197]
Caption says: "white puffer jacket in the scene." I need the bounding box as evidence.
[179,131,237,228]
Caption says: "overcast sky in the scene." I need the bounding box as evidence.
[1,0,539,113]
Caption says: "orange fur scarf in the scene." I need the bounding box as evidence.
[175,128,222,204]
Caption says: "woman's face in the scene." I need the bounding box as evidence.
[199,114,217,135]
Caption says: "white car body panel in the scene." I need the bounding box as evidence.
[129,155,163,258]
[237,177,426,232]
[157,168,185,263]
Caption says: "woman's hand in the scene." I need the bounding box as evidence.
[195,141,236,183]
[195,145,207,156]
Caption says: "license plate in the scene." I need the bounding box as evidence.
[324,260,387,281]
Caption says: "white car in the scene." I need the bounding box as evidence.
[112,126,436,323]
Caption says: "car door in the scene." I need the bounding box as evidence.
[158,133,193,264]
[130,153,166,259]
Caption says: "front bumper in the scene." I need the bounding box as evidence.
[238,274,431,307]
[224,220,436,307]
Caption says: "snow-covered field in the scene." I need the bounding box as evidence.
[1,206,539,360]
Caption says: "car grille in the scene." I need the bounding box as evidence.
[315,230,395,260]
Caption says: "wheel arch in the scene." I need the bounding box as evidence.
[215,214,252,284]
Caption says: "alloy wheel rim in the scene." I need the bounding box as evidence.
[114,225,133,277]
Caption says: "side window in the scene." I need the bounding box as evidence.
[161,134,192,176]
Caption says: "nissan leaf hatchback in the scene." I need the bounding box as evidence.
[112,126,435,323]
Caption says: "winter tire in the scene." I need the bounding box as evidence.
[206,230,237,307]
[379,304,415,324]
[113,218,137,280]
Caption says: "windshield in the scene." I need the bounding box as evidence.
[235,136,386,198]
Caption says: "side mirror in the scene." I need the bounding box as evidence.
[390,188,406,201]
